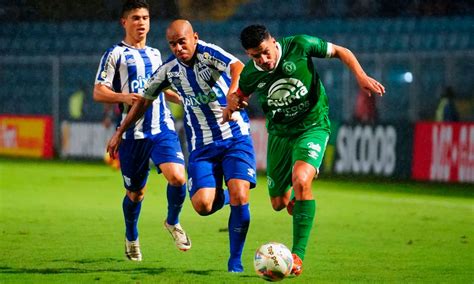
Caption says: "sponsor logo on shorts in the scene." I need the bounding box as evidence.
[247,168,256,177]
[177,152,184,160]
[267,176,275,189]
[123,175,131,187]
[187,177,193,192]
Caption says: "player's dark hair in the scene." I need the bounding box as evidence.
[121,0,149,18]
[240,24,271,50]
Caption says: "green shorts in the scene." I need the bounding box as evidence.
[266,127,329,197]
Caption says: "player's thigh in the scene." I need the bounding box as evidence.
[266,134,293,197]
[187,157,222,198]
[292,127,330,176]
[118,139,153,191]
[222,135,257,189]
[159,162,186,186]
[150,131,185,174]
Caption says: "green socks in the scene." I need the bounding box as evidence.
[292,200,316,260]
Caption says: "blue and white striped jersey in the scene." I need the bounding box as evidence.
[95,41,175,140]
[144,40,250,152]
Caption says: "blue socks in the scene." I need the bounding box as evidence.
[122,195,142,241]
[228,203,250,272]
[166,184,187,225]
[123,183,185,241]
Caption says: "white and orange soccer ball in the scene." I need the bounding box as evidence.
[254,242,293,282]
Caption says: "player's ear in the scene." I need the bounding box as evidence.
[120,17,126,28]
[194,32,199,44]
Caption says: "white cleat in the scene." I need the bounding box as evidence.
[164,221,191,251]
[125,238,142,261]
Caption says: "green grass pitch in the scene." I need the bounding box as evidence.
[0,158,473,283]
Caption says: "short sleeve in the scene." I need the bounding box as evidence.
[95,47,119,87]
[295,35,332,59]
[198,41,240,73]
[143,64,171,100]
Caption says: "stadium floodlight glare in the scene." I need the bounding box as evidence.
[403,72,413,83]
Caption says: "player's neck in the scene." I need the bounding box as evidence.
[123,36,147,49]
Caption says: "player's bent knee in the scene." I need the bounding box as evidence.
[191,200,213,216]
[229,191,248,205]
[272,204,285,211]
[167,174,186,187]
[271,199,286,211]
[127,189,145,202]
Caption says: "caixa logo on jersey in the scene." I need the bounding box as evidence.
[335,124,397,175]
[130,75,150,92]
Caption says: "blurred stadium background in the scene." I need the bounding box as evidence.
[0,0,473,183]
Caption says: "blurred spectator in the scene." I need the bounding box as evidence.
[353,89,378,124]
[68,85,85,120]
[102,103,121,129]
[435,86,459,122]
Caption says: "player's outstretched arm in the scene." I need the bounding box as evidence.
[331,44,386,97]
[222,61,247,123]
[93,84,141,105]
[106,97,153,158]
[164,89,182,105]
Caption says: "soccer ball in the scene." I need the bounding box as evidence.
[254,242,293,282]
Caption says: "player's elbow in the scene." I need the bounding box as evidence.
[93,86,105,102]
[92,91,101,102]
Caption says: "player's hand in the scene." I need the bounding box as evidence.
[358,76,385,97]
[221,92,248,124]
[122,93,142,106]
[106,132,122,159]
[221,106,236,124]
[227,92,249,111]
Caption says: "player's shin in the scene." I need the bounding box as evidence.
[166,184,186,225]
[123,195,143,241]
[228,203,250,272]
[291,200,316,260]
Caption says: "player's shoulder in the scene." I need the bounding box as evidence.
[282,35,321,46]
[241,60,258,76]
[101,42,129,58]
[197,40,222,52]
[162,54,178,65]
[102,43,121,53]
[240,60,260,87]
[145,45,162,56]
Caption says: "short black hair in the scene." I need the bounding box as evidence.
[240,24,271,50]
[121,0,149,18]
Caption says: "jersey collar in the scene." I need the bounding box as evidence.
[253,42,282,73]
[121,40,147,50]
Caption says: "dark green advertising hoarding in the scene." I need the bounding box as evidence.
[323,123,413,178]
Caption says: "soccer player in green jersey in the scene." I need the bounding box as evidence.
[223,24,385,276]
